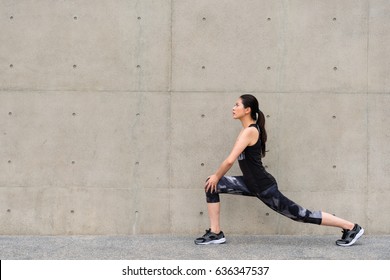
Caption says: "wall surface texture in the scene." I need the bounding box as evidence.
[0,0,389,235]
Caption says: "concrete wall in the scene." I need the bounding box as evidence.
[0,0,389,235]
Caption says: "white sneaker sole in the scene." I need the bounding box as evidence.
[195,237,226,245]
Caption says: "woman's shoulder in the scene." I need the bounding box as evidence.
[239,125,258,137]
[245,125,259,133]
[241,125,259,145]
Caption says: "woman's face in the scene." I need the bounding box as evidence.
[232,98,246,119]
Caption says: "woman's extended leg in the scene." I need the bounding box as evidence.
[321,212,354,230]
[255,184,364,246]
[320,212,364,246]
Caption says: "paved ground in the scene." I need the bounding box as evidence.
[1,234,389,260]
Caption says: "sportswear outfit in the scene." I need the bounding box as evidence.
[195,124,364,246]
[207,124,322,224]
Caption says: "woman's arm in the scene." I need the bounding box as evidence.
[205,127,257,193]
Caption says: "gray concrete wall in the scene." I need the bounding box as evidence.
[0,0,389,235]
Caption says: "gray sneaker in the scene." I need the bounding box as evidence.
[336,224,364,246]
[194,229,226,245]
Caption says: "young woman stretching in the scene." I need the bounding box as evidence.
[195,94,364,246]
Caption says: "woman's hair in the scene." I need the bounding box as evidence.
[240,94,267,157]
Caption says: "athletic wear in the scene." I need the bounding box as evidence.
[206,176,322,225]
[336,224,364,246]
[201,123,362,246]
[238,124,276,192]
[206,124,322,225]
[195,229,226,245]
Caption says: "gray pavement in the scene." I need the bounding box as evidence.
[1,234,389,260]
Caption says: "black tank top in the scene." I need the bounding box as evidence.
[238,124,276,192]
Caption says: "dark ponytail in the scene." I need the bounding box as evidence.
[240,94,267,157]
[256,108,267,157]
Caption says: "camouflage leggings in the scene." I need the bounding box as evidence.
[206,176,322,225]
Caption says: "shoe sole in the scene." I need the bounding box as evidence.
[336,228,364,247]
[195,237,226,245]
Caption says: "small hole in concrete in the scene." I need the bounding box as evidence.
[267,66,271,70]
[72,112,76,116]
[201,114,205,118]
[7,209,11,213]
[135,162,139,165]
[8,112,12,116]
[73,64,77,69]
[9,64,13,68]
[74,16,78,20]
[137,17,141,20]
[70,210,74,213]
[266,212,269,216]
[202,17,206,21]
[267,18,271,21]
[136,65,141,68]
[202,66,206,69]
[71,161,75,164]
[333,165,337,169]
[333,17,337,21]
[332,115,336,119]
[266,115,270,118]
[333,67,338,71]
[8,160,11,164]
[201,163,205,167]
[200,211,203,215]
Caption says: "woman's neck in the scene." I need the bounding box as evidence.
[240,117,256,128]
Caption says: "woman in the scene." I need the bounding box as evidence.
[194,94,364,246]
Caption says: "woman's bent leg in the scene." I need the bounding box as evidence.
[208,202,221,234]
[205,176,255,233]
[195,176,255,244]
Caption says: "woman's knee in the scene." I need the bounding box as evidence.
[206,190,220,203]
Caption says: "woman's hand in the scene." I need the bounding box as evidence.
[205,174,219,193]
